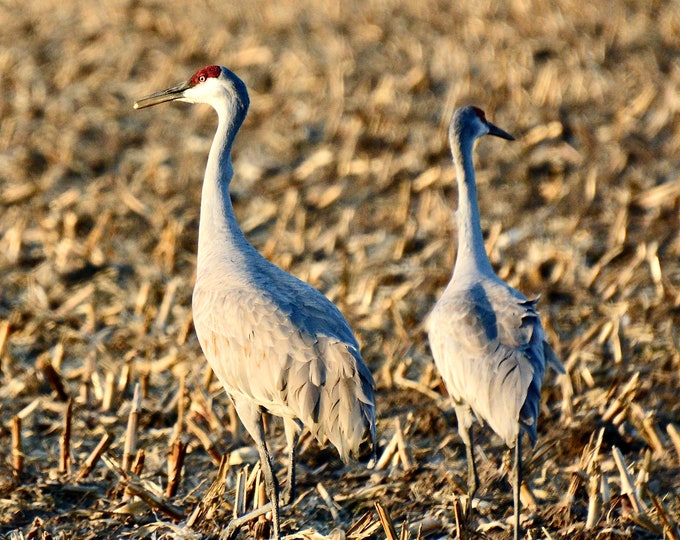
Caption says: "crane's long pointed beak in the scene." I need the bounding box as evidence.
[487,122,515,141]
[133,80,190,109]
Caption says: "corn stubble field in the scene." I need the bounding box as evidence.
[1,0,680,538]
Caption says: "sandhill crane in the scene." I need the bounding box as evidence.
[134,65,376,539]
[427,105,565,540]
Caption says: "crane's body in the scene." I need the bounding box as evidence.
[192,246,375,463]
[430,278,550,448]
[428,106,564,540]
[135,65,376,539]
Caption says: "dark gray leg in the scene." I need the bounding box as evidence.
[280,419,301,506]
[226,400,280,540]
[454,405,478,521]
[253,428,280,540]
[513,432,522,540]
[464,424,478,500]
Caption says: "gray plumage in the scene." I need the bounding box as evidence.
[135,65,376,540]
[428,106,564,540]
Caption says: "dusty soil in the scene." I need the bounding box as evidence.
[1,0,679,538]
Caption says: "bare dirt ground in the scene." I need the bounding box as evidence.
[1,0,679,538]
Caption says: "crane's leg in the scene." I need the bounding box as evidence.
[513,432,522,540]
[455,405,478,501]
[464,425,478,501]
[280,418,301,506]
[225,400,281,540]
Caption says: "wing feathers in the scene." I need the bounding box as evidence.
[193,285,376,462]
[429,281,558,447]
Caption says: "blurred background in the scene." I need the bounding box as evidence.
[1,0,679,538]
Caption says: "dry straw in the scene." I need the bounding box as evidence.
[0,0,679,538]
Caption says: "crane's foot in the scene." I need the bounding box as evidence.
[463,476,478,520]
[220,489,297,539]
[279,481,294,507]
[463,496,474,519]
[220,502,275,540]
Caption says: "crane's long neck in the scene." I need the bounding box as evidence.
[451,138,495,279]
[196,102,251,272]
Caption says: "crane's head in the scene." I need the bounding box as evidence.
[134,65,250,119]
[449,105,514,146]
